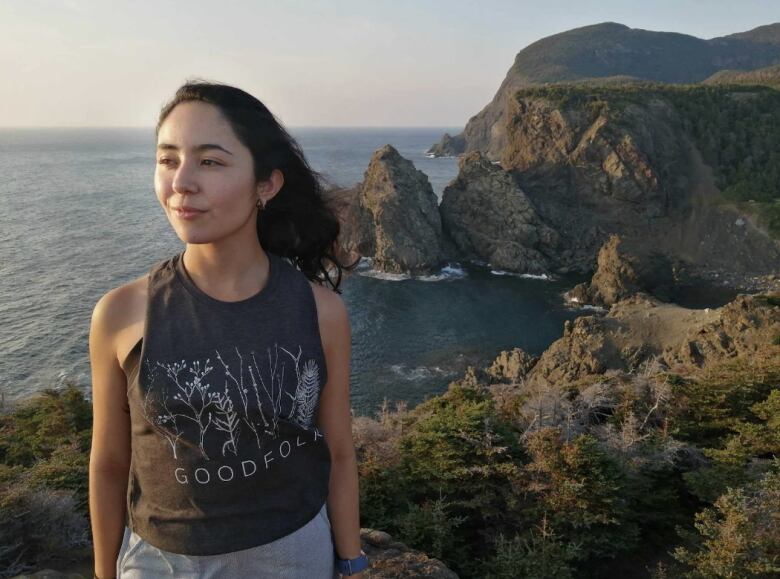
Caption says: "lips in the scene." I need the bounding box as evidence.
[173,206,207,219]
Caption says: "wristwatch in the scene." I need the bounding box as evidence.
[335,549,369,575]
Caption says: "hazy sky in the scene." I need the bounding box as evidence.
[1,0,778,127]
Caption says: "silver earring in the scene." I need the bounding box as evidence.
[256,199,265,210]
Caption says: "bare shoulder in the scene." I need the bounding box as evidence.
[308,280,350,351]
[92,274,148,365]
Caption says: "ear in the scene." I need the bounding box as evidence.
[256,169,284,205]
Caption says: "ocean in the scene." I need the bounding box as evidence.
[0,127,589,416]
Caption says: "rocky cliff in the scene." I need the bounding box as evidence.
[500,85,780,277]
[337,144,564,276]
[338,91,779,280]
[427,21,780,159]
[358,529,459,578]
[439,151,559,274]
[483,292,780,388]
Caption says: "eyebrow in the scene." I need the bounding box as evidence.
[157,143,234,155]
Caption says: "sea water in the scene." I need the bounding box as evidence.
[0,127,589,415]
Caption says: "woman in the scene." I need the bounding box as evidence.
[88,80,368,578]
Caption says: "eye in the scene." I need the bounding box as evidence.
[202,159,222,166]
[157,157,175,166]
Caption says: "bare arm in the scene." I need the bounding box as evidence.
[88,290,132,579]
[313,284,363,575]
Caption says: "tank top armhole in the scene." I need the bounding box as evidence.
[304,277,329,390]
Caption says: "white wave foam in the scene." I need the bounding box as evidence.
[389,363,457,381]
[489,268,554,281]
[357,260,468,282]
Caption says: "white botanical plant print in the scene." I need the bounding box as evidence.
[139,342,322,461]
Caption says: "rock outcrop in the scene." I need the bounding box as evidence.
[426,132,465,158]
[338,145,449,275]
[324,183,370,270]
[500,90,690,274]
[439,152,559,274]
[523,292,780,385]
[485,347,538,384]
[566,234,677,306]
[359,528,459,578]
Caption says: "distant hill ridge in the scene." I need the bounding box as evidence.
[703,63,780,89]
[428,21,780,159]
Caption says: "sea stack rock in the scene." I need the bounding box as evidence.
[566,233,677,307]
[425,131,466,157]
[439,151,559,274]
[355,145,446,274]
[566,234,675,307]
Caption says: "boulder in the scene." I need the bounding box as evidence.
[359,527,460,578]
[439,151,559,274]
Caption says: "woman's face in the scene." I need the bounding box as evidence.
[154,100,280,244]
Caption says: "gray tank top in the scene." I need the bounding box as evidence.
[120,249,331,556]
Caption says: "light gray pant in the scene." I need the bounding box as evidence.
[116,503,340,578]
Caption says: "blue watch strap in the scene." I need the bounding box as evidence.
[336,550,369,575]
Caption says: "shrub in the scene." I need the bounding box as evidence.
[390,492,468,562]
[522,427,640,563]
[0,480,90,578]
[673,461,780,578]
[485,515,580,579]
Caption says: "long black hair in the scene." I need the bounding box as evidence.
[156,79,358,293]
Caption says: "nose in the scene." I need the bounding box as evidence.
[171,159,200,195]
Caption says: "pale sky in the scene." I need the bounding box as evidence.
[1,0,778,127]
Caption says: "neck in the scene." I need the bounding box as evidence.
[182,243,270,302]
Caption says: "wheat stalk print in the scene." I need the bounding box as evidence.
[282,345,303,422]
[138,342,323,461]
[215,347,261,450]
[294,359,321,429]
[280,345,321,429]
[251,343,287,440]
[211,386,240,457]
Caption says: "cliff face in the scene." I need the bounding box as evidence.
[427,21,780,159]
[500,90,683,274]
[340,85,778,280]
[498,87,780,276]
[439,151,559,274]
[502,92,681,216]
